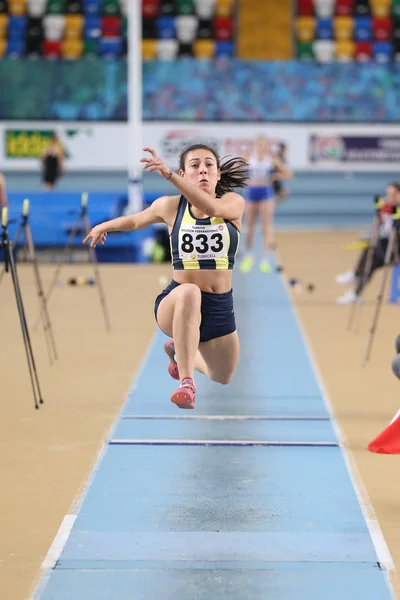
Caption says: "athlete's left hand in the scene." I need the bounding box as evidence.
[140,148,171,179]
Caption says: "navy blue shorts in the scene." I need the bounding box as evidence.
[247,185,274,202]
[154,280,236,343]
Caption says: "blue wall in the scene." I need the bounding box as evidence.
[1,59,400,122]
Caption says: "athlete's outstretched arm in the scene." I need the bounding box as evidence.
[141,148,244,222]
[82,195,169,248]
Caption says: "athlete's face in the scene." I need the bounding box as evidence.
[181,149,221,195]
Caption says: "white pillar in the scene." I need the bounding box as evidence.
[126,0,143,214]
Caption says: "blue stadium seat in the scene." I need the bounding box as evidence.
[83,0,101,15]
[99,36,122,56]
[315,17,333,39]
[354,16,372,41]
[83,14,101,39]
[8,15,27,40]
[156,15,176,39]
[6,38,25,56]
[215,40,234,56]
[373,41,392,62]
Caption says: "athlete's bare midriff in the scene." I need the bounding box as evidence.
[172,269,233,294]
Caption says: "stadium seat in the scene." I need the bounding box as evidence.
[156,15,176,38]
[296,39,315,58]
[354,15,372,39]
[142,37,157,58]
[42,37,62,56]
[296,16,315,41]
[214,15,233,40]
[98,35,122,56]
[101,0,120,16]
[46,0,66,14]
[159,0,175,16]
[393,0,400,18]
[335,0,353,15]
[102,14,121,36]
[0,37,6,55]
[298,0,314,16]
[372,16,391,39]
[43,13,64,39]
[370,0,390,16]
[8,0,27,17]
[215,0,233,17]
[316,16,334,38]
[61,37,83,57]
[392,18,400,40]
[334,15,353,39]
[178,41,193,55]
[142,17,157,38]
[83,37,97,53]
[373,39,392,59]
[64,13,83,38]
[6,36,24,54]
[193,37,214,57]
[0,0,7,10]
[156,37,178,57]
[215,39,233,55]
[142,0,158,18]
[8,14,27,39]
[176,0,194,15]
[313,38,334,59]
[353,0,370,15]
[28,0,47,17]
[176,14,197,42]
[355,39,372,58]
[66,0,82,14]
[83,0,100,14]
[393,38,400,59]
[194,0,214,19]
[313,0,334,17]
[197,17,212,38]
[0,13,8,36]
[335,38,355,58]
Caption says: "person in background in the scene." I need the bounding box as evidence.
[240,135,292,274]
[41,133,64,191]
[0,173,8,209]
[336,183,400,304]
[272,142,290,204]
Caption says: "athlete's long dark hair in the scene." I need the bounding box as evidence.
[179,144,249,197]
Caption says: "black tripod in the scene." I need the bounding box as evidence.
[37,193,111,332]
[0,199,57,365]
[347,195,384,333]
[363,206,400,366]
[0,207,44,410]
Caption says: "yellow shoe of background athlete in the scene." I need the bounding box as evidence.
[240,255,254,273]
[259,259,271,274]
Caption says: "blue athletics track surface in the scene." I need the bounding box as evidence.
[33,265,396,600]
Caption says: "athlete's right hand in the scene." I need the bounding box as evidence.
[82,225,107,248]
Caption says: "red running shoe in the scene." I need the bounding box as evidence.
[170,377,196,410]
[164,340,179,380]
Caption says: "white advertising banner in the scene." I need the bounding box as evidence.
[1,121,400,172]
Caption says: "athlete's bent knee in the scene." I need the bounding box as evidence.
[210,373,232,385]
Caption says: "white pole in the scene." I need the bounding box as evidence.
[126,0,143,214]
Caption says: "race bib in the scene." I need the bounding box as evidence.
[178,223,227,261]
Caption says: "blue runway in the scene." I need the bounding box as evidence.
[33,267,395,600]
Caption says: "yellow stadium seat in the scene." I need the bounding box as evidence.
[0,14,8,39]
[8,0,27,16]
[0,38,6,57]
[61,39,83,59]
[370,0,391,17]
[335,39,355,61]
[296,16,316,43]
[334,16,353,40]
[64,14,84,40]
[194,39,215,58]
[142,39,157,59]
[215,0,234,17]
